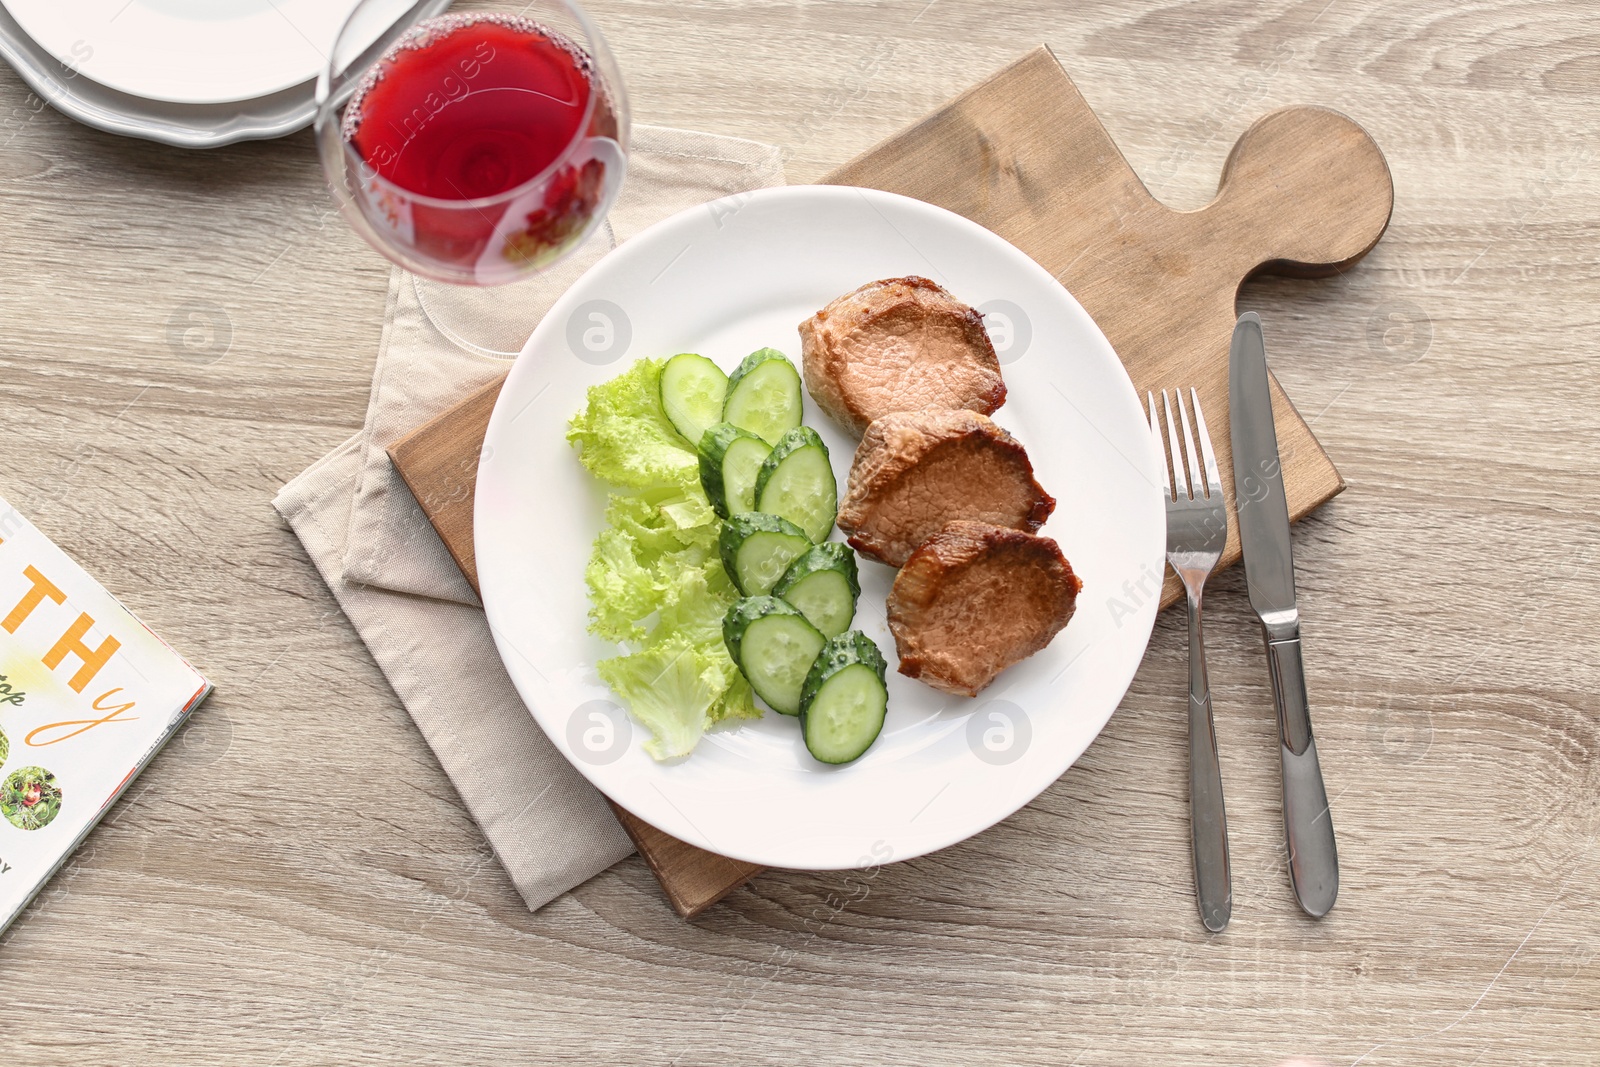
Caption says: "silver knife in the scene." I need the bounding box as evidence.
[1228,312,1339,918]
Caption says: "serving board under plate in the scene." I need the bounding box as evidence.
[388,45,1391,917]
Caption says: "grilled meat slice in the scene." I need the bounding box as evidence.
[837,407,1055,567]
[887,521,1082,697]
[799,276,1006,436]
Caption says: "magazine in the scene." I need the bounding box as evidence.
[0,494,211,934]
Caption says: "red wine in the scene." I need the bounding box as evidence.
[342,14,619,276]
[347,15,596,200]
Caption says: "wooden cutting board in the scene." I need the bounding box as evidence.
[388,44,1393,918]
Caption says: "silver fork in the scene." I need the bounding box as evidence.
[1149,388,1232,933]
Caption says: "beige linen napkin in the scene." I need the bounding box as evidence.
[274,126,787,910]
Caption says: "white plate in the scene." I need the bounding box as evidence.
[1,0,410,105]
[0,0,448,147]
[476,186,1165,870]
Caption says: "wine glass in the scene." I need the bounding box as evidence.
[315,0,630,356]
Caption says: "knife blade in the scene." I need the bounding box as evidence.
[1228,312,1339,918]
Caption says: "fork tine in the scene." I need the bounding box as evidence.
[1148,391,1171,500]
[1162,390,1190,500]
[1176,390,1205,499]
[1189,388,1224,500]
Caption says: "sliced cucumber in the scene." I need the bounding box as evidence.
[723,597,827,716]
[799,631,889,764]
[722,348,802,445]
[660,353,728,446]
[773,542,860,639]
[754,426,837,542]
[697,423,772,519]
[718,513,812,596]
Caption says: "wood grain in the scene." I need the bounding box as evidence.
[2,0,1598,1063]
[388,375,502,594]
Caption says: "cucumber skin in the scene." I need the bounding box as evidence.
[660,353,728,445]
[722,595,803,668]
[724,347,794,398]
[698,423,770,519]
[723,597,826,715]
[799,630,889,714]
[723,349,802,445]
[718,513,811,595]
[773,543,860,637]
[753,425,832,508]
[773,542,861,601]
[799,631,890,763]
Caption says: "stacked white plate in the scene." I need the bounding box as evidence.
[0,0,451,148]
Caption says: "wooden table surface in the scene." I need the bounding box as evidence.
[2,1,1595,1062]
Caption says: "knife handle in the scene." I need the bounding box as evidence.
[1265,633,1339,917]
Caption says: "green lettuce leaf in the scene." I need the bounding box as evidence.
[713,672,761,722]
[567,358,697,489]
[584,489,722,643]
[649,559,759,725]
[573,357,758,759]
[583,528,659,644]
[654,556,737,649]
[597,636,721,760]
